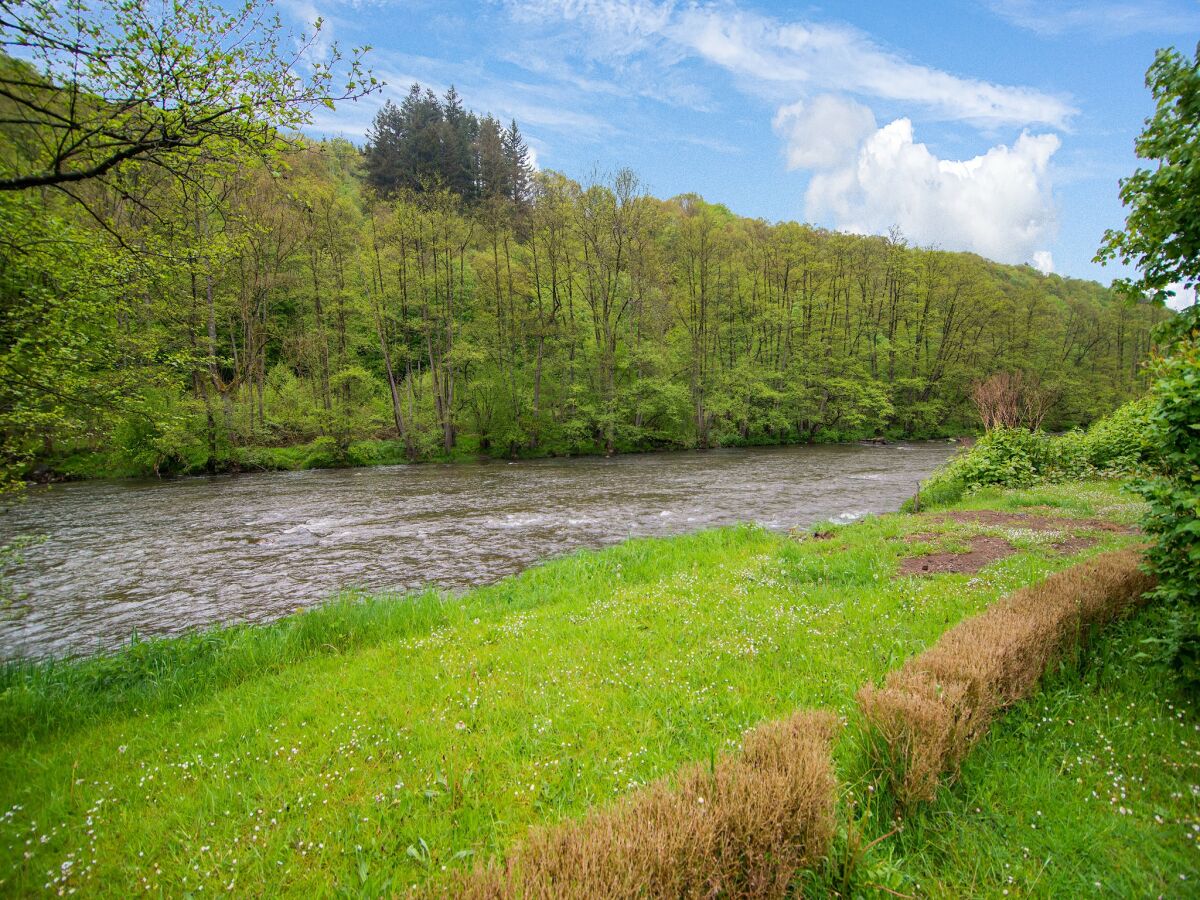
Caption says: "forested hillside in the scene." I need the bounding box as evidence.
[1,80,1166,481]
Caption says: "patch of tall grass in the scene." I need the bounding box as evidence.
[0,526,775,745]
[0,587,448,744]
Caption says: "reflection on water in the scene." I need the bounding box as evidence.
[0,442,954,658]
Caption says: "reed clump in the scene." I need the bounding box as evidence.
[858,548,1154,806]
[457,710,839,899]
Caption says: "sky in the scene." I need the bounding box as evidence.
[290,0,1200,298]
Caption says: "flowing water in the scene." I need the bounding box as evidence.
[0,442,955,659]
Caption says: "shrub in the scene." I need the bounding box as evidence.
[110,391,211,475]
[1043,428,1093,481]
[917,397,1158,508]
[458,710,839,899]
[858,549,1154,807]
[301,435,344,469]
[918,427,1050,505]
[1133,307,1200,687]
[1086,395,1155,472]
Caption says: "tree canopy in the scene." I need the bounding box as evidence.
[0,0,375,193]
[1097,41,1200,306]
[363,84,531,205]
[0,61,1165,490]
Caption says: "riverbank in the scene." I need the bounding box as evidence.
[3,480,1193,895]
[27,428,968,484]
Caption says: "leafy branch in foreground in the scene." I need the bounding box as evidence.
[0,0,379,191]
[1097,40,1200,687]
[1096,41,1200,304]
[1133,306,1200,685]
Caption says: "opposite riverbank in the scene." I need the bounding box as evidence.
[2,479,1194,896]
[28,429,965,484]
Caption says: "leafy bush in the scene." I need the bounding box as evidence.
[301,435,344,469]
[1043,428,1093,481]
[111,391,211,476]
[917,397,1158,508]
[1085,395,1155,472]
[345,439,409,467]
[1132,308,1200,687]
[919,427,1049,505]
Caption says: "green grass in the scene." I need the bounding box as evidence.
[839,604,1200,898]
[0,481,1164,896]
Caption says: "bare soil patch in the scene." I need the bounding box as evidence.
[1051,535,1100,555]
[904,532,943,544]
[897,535,1015,576]
[931,510,1138,534]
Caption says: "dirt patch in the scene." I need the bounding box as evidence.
[897,535,1015,576]
[904,532,943,544]
[1051,535,1100,555]
[930,510,1139,534]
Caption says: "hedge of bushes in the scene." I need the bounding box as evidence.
[917,396,1155,508]
[1132,309,1200,687]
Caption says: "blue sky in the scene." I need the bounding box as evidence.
[294,0,1200,294]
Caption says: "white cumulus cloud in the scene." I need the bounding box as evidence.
[804,118,1060,264]
[1164,283,1197,311]
[773,95,877,170]
[1032,250,1055,274]
[505,1,1072,267]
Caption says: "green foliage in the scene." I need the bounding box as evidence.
[1131,306,1200,686]
[344,439,410,467]
[1083,393,1156,471]
[917,397,1160,508]
[1097,40,1200,687]
[0,192,153,490]
[919,428,1050,504]
[364,86,532,204]
[110,392,211,476]
[2,73,1165,486]
[1096,41,1200,302]
[0,0,375,191]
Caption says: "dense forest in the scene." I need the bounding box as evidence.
[1,71,1167,482]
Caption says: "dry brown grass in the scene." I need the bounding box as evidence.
[858,548,1154,806]
[452,710,839,899]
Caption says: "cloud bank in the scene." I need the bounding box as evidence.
[510,1,1069,267]
[779,96,1060,265]
[512,0,1075,128]
[987,0,1200,37]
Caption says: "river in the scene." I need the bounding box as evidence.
[0,442,955,659]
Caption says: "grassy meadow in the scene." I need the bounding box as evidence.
[0,481,1195,896]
